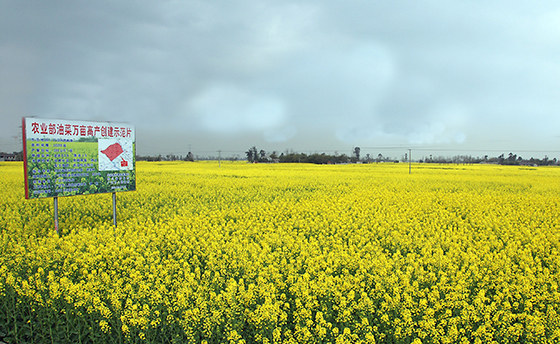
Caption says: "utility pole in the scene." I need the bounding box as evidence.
[218,150,221,167]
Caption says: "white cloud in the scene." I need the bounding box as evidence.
[407,122,467,145]
[188,84,286,134]
[264,126,297,143]
[454,131,466,144]
[538,8,560,42]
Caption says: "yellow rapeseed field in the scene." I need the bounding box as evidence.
[1,161,559,344]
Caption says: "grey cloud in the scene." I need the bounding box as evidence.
[2,1,560,156]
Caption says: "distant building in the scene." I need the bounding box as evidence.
[0,152,17,161]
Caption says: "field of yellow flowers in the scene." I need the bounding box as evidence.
[1,161,559,344]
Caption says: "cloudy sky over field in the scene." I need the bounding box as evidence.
[2,1,560,158]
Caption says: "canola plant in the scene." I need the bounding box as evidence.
[0,161,559,344]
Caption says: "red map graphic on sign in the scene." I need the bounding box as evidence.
[101,143,124,161]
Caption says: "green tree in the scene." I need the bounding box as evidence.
[185,152,194,162]
[245,146,258,163]
[353,147,361,161]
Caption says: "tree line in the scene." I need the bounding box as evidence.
[136,152,195,162]
[131,148,559,166]
[420,153,558,166]
[245,147,559,166]
[245,146,397,164]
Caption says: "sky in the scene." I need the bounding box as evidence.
[2,1,560,159]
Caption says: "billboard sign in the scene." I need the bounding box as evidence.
[22,117,136,199]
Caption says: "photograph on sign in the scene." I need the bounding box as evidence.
[22,117,136,199]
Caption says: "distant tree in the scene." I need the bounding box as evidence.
[308,153,330,164]
[185,152,195,162]
[377,153,383,163]
[14,151,24,161]
[245,146,258,163]
[335,154,350,164]
[498,154,505,164]
[353,147,361,161]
